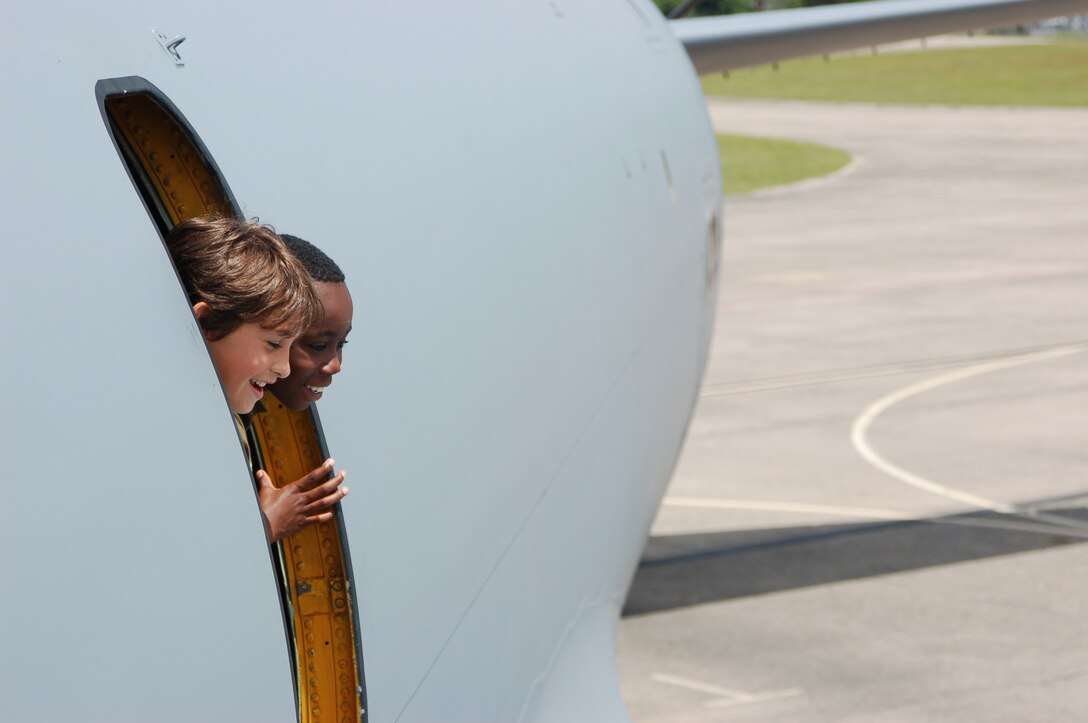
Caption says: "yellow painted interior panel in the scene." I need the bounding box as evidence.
[252,399,363,723]
[105,94,231,222]
[103,89,363,723]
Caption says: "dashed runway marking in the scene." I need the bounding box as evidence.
[651,672,804,709]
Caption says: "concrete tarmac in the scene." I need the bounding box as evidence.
[616,99,1088,722]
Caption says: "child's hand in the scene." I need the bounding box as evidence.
[257,458,349,542]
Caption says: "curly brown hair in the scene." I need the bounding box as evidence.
[166,216,320,341]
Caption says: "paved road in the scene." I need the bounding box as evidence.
[616,99,1088,722]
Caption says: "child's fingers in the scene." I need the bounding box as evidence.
[305,484,349,514]
[304,472,346,500]
[306,511,336,526]
[295,458,336,490]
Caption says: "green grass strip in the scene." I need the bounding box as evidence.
[702,43,1088,107]
[720,133,851,195]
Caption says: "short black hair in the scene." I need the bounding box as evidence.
[281,234,346,283]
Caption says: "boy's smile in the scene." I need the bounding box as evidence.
[195,303,294,414]
[206,323,292,414]
[269,281,353,411]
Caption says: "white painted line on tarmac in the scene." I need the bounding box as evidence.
[928,513,1088,538]
[850,344,1088,514]
[651,673,751,699]
[1019,508,1088,531]
[661,497,1088,538]
[700,340,1088,397]
[651,672,803,708]
[663,496,916,520]
[704,688,805,709]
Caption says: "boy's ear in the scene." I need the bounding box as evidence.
[192,302,213,339]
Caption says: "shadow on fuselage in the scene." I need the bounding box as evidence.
[623,502,1088,616]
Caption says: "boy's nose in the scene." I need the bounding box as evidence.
[322,353,342,376]
[272,350,291,378]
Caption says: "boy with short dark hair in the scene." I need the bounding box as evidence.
[257,233,355,541]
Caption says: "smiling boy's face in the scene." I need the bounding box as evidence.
[195,302,294,414]
[269,281,353,411]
